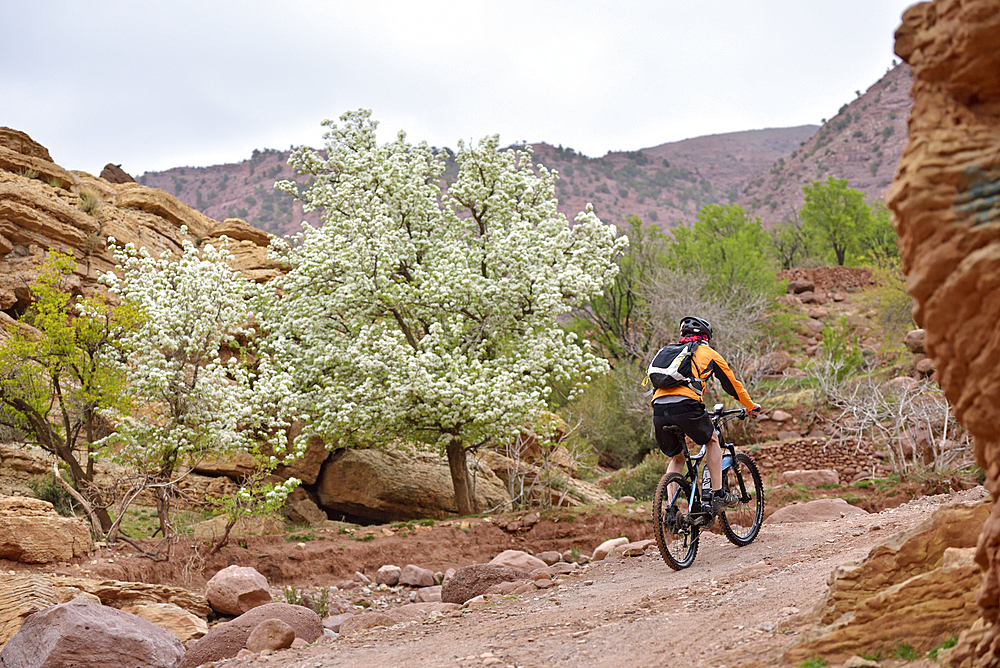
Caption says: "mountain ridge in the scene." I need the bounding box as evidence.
[136,64,911,236]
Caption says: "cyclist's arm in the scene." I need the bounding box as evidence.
[707,351,756,412]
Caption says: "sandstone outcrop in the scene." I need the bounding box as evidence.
[888,1,1000,663]
[120,602,208,644]
[0,128,278,318]
[316,447,512,523]
[0,494,91,563]
[786,501,989,663]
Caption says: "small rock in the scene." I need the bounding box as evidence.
[375,565,401,586]
[758,621,775,632]
[399,564,436,587]
[903,328,926,354]
[537,551,562,566]
[592,537,629,561]
[771,410,793,423]
[616,495,636,504]
[245,618,295,653]
[844,656,880,668]
[489,549,547,572]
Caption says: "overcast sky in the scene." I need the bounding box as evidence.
[3,1,915,177]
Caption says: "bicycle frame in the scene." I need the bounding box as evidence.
[669,405,751,525]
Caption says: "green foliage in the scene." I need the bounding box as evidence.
[858,202,899,262]
[801,177,874,266]
[769,211,819,270]
[27,473,76,516]
[0,252,140,532]
[668,204,780,301]
[818,317,864,379]
[572,215,669,362]
[855,256,915,345]
[892,642,920,660]
[600,451,670,500]
[928,635,958,660]
[796,658,826,668]
[562,363,652,469]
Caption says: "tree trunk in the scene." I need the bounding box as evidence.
[446,437,476,516]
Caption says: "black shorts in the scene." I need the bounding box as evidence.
[652,399,715,457]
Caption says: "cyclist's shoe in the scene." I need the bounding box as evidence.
[711,489,740,514]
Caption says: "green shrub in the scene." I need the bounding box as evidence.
[79,188,101,215]
[27,473,77,516]
[928,635,958,660]
[600,451,670,501]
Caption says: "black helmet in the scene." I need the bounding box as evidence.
[679,316,713,341]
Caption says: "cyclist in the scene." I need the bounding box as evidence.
[651,316,761,515]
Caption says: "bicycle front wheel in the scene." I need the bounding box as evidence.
[719,452,764,546]
[653,472,700,570]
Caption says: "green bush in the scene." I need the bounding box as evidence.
[600,451,670,501]
[561,366,653,469]
[27,473,76,516]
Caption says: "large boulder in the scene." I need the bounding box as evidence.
[489,550,547,572]
[316,447,511,523]
[0,494,91,563]
[441,564,529,604]
[0,598,185,668]
[205,565,272,616]
[178,602,321,668]
[889,1,1000,661]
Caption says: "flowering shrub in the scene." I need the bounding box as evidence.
[100,233,297,548]
[267,110,626,514]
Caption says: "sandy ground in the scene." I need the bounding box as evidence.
[206,487,988,668]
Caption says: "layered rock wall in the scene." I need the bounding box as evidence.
[888,0,1000,663]
[0,127,280,320]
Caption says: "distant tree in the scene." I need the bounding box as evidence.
[668,204,780,301]
[269,110,625,516]
[0,252,139,533]
[859,201,899,262]
[769,208,816,270]
[572,215,669,363]
[800,177,873,266]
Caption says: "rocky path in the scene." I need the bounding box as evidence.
[211,490,986,668]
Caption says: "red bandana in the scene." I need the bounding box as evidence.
[679,335,709,344]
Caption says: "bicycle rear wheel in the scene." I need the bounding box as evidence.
[719,452,764,546]
[653,472,700,570]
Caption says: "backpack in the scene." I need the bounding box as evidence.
[646,342,703,390]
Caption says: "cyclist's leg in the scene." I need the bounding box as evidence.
[705,429,722,492]
[652,412,686,496]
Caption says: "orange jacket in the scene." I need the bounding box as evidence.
[650,343,755,411]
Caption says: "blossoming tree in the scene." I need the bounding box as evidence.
[101,236,297,553]
[269,110,626,516]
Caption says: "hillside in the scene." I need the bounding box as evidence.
[735,63,912,227]
[137,64,911,237]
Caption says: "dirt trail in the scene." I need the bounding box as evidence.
[211,488,987,668]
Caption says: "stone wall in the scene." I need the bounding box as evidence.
[745,437,889,484]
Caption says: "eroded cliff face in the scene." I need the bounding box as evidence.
[887,1,1000,663]
[0,127,279,323]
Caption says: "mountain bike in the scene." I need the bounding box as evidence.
[652,404,764,570]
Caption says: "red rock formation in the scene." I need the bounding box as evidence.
[0,128,280,319]
[888,1,1000,664]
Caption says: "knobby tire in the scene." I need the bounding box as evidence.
[719,452,764,546]
[653,472,699,570]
